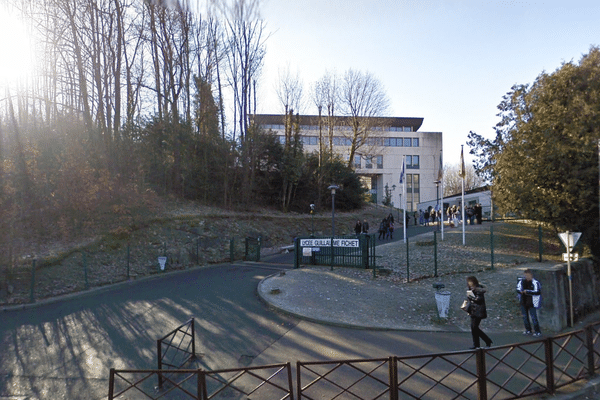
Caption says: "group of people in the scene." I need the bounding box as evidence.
[353,219,370,235]
[464,269,542,349]
[418,208,441,226]
[354,213,397,240]
[377,214,395,240]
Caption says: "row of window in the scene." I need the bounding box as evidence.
[280,136,420,148]
[263,124,413,132]
[352,155,420,170]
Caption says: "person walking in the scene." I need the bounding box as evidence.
[378,218,386,240]
[354,220,362,235]
[362,219,369,234]
[517,269,542,336]
[465,276,493,349]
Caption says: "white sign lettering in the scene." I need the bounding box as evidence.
[299,238,359,248]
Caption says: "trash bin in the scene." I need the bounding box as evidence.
[435,290,451,318]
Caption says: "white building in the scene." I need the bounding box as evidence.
[254,114,443,211]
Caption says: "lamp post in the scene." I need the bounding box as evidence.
[327,185,339,237]
[310,204,315,236]
[435,180,441,231]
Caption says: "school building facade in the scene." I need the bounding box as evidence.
[253,114,443,211]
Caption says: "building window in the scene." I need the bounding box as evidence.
[278,136,286,144]
[365,156,373,169]
[412,138,419,147]
[404,138,412,147]
[405,174,420,212]
[376,155,383,169]
[407,155,419,169]
[354,155,361,169]
[404,126,412,132]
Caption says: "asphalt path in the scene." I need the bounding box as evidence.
[0,222,523,400]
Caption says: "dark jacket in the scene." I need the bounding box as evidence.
[467,285,487,319]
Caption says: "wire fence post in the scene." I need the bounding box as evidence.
[126,244,130,280]
[196,237,200,264]
[83,252,89,289]
[29,259,36,303]
[490,225,495,270]
[434,231,438,277]
[538,225,543,262]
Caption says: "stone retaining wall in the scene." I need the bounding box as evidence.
[532,259,599,331]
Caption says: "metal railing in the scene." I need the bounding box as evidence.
[157,318,196,388]
[108,363,294,400]
[109,321,600,399]
[296,321,600,400]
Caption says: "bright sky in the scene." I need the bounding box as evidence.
[257,0,600,166]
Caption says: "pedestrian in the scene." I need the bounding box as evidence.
[405,212,410,227]
[413,211,418,226]
[517,269,542,337]
[362,219,369,234]
[465,276,493,349]
[419,209,425,225]
[424,209,430,226]
[388,221,394,239]
[387,213,394,224]
[354,220,362,235]
[378,218,386,240]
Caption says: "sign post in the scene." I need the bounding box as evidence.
[559,231,581,327]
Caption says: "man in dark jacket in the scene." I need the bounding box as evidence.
[517,269,542,336]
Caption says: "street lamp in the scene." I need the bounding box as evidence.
[327,185,339,237]
[310,203,315,236]
[435,180,441,231]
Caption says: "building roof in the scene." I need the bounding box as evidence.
[252,114,424,131]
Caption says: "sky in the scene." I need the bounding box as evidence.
[256,0,600,166]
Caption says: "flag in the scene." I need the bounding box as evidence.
[437,152,443,182]
[399,156,405,184]
[459,146,466,178]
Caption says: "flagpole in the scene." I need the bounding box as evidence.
[403,156,407,244]
[461,145,466,246]
[440,153,444,241]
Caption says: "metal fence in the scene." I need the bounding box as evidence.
[2,235,247,305]
[296,321,600,400]
[108,363,294,400]
[157,318,197,388]
[293,234,376,269]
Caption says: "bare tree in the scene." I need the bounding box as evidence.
[275,67,304,116]
[313,71,338,155]
[443,163,486,197]
[338,69,389,169]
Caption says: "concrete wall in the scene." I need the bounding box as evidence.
[530,259,599,332]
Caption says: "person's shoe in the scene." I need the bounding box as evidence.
[523,331,532,335]
[533,332,542,337]
[485,341,493,348]
[469,346,480,349]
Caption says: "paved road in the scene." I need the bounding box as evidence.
[1,256,531,400]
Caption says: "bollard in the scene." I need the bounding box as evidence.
[434,231,438,277]
[538,225,543,262]
[490,225,494,270]
[230,238,234,262]
[127,244,130,280]
[83,252,89,289]
[29,259,36,303]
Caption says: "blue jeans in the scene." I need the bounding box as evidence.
[521,304,540,334]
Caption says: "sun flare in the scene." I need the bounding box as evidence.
[0,6,35,85]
